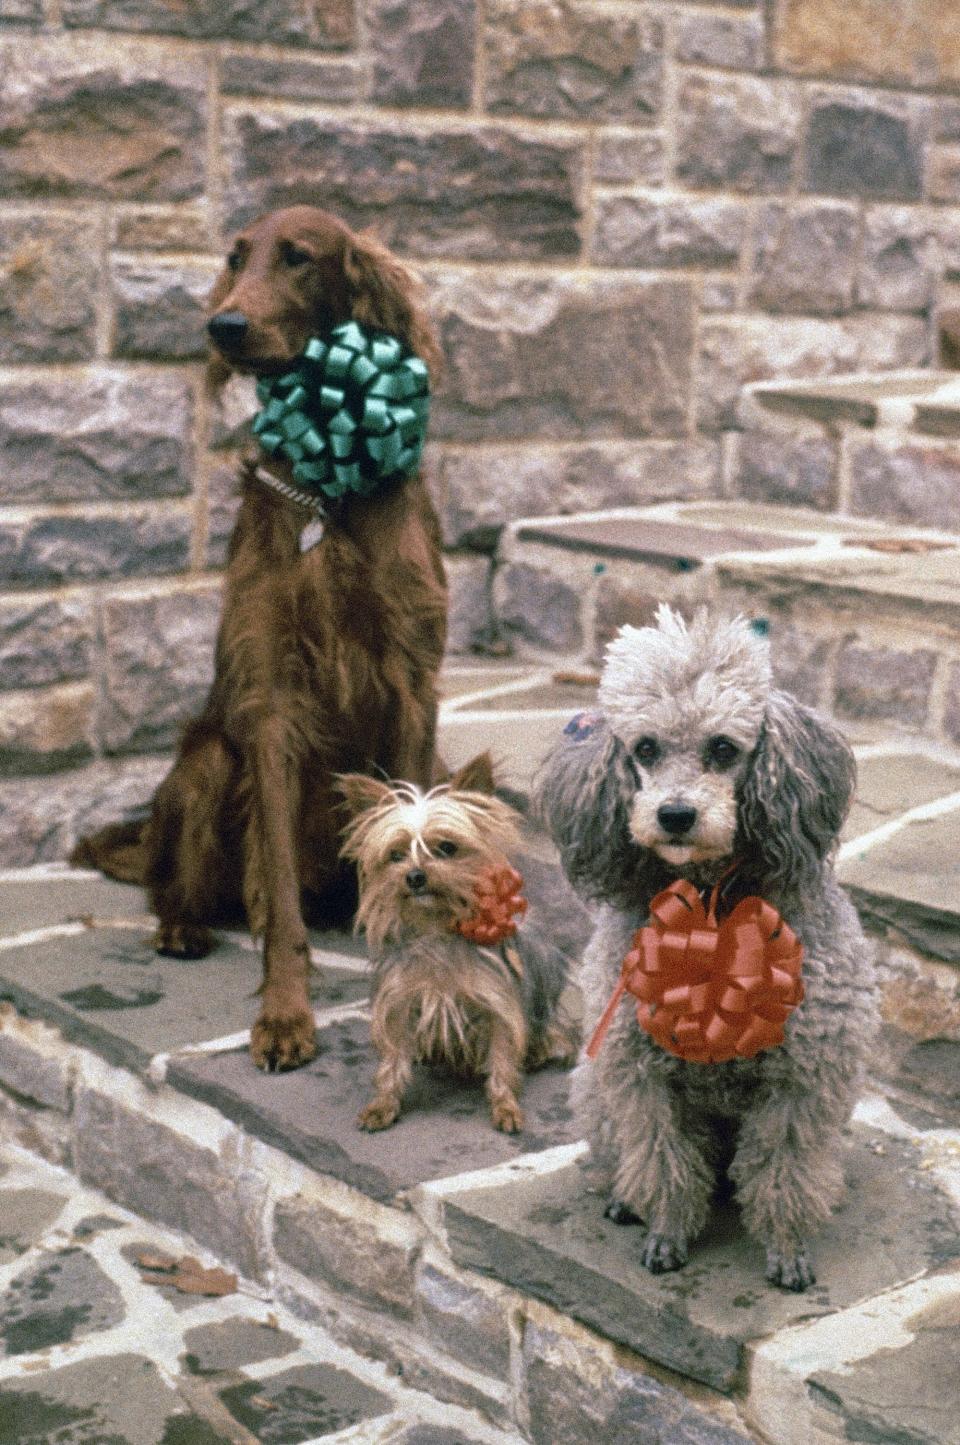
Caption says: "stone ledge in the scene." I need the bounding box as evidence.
[0,900,958,1442]
[420,1128,960,1396]
[749,370,957,428]
[0,700,959,1440]
[0,1021,760,1442]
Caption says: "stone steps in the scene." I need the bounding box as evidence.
[490,367,960,745]
[494,497,960,746]
[0,862,957,1444]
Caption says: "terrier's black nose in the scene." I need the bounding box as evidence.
[405,868,428,893]
[657,803,697,837]
[207,310,249,352]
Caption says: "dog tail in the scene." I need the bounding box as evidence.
[69,817,148,885]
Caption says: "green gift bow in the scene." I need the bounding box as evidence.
[251,321,430,500]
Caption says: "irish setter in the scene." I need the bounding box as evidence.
[77,207,447,1071]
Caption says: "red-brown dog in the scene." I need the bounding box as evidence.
[77,207,447,1071]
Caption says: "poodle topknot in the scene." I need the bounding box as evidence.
[537,605,878,1292]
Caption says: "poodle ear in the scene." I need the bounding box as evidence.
[737,691,856,895]
[335,773,395,819]
[535,716,642,904]
[344,231,443,377]
[449,752,496,795]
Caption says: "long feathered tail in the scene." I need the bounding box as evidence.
[69,817,149,885]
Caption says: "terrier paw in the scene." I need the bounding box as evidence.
[604,1199,642,1227]
[250,1009,317,1072]
[358,1099,400,1131]
[765,1247,815,1292]
[154,922,213,960]
[491,1098,524,1134]
[641,1232,688,1274]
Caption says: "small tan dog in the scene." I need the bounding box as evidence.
[338,755,577,1133]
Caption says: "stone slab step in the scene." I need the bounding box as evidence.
[0,897,368,1079]
[416,1109,960,1439]
[496,498,960,750]
[1,853,959,1441]
[748,369,957,429]
[167,1018,577,1204]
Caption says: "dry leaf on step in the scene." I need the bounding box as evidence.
[138,1251,237,1296]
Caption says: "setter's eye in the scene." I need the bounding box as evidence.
[280,241,313,269]
[226,248,243,273]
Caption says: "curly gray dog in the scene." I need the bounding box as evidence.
[537,607,878,1291]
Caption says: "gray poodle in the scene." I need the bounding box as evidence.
[537,607,878,1291]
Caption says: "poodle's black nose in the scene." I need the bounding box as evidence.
[405,868,428,893]
[657,803,697,837]
[207,310,249,352]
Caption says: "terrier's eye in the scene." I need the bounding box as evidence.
[705,735,740,769]
[434,840,458,858]
[634,736,661,766]
[389,848,406,863]
[280,241,313,268]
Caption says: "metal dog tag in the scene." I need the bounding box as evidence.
[299,518,325,553]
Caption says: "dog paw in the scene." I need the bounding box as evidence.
[604,1199,642,1227]
[491,1099,524,1134]
[358,1099,400,1131]
[641,1232,688,1274]
[765,1247,815,1292]
[154,922,213,960]
[250,1010,317,1072]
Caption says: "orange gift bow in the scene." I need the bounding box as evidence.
[586,876,803,1064]
[455,865,528,945]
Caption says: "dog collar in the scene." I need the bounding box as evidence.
[454,865,528,946]
[251,322,430,502]
[248,463,329,552]
[587,875,804,1065]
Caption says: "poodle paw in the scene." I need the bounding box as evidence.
[491,1098,524,1134]
[154,922,213,960]
[641,1231,688,1274]
[604,1199,642,1227]
[765,1246,815,1292]
[358,1098,400,1131]
[250,1009,317,1072]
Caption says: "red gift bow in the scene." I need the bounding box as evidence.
[455,865,528,945]
[586,876,804,1065]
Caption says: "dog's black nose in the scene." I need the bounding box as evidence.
[405,868,428,893]
[207,310,249,352]
[657,803,697,837]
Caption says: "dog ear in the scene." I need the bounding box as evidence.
[535,717,648,905]
[344,231,443,378]
[737,691,856,895]
[449,752,496,795]
[335,773,395,818]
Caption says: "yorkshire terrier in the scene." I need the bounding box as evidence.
[338,754,578,1134]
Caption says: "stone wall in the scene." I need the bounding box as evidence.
[0,0,958,861]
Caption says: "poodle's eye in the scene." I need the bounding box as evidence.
[434,840,458,858]
[705,735,740,769]
[633,736,661,766]
[280,241,313,269]
[389,848,406,863]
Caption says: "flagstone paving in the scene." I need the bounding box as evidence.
[0,662,958,1442]
[0,1145,490,1445]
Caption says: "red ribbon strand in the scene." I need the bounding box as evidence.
[587,878,803,1064]
[455,865,528,945]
